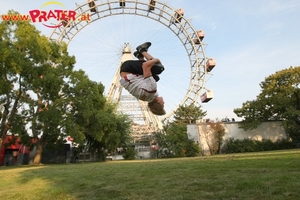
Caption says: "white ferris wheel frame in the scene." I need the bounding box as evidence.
[48,0,213,118]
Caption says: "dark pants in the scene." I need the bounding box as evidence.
[120,60,144,74]
[120,60,164,82]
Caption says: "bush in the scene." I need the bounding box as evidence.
[274,138,294,149]
[123,146,136,160]
[222,138,294,154]
[185,139,201,157]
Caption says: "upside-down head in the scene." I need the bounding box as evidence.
[148,97,166,116]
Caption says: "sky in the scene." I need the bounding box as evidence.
[1,0,299,122]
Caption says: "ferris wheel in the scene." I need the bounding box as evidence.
[49,0,215,124]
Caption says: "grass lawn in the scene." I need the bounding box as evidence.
[0,149,300,200]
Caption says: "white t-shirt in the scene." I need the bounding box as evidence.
[120,74,158,102]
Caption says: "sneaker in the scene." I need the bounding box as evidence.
[133,51,142,58]
[136,42,151,53]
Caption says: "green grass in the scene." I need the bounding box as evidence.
[1,149,300,200]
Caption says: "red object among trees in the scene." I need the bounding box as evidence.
[0,135,31,165]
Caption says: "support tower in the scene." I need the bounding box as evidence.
[106,44,163,141]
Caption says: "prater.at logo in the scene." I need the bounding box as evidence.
[28,1,90,28]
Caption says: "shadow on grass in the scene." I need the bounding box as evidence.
[14,162,129,199]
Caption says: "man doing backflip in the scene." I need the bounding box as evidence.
[120,42,166,115]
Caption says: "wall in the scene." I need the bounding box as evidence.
[223,121,286,142]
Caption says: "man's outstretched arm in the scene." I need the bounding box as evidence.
[142,58,160,78]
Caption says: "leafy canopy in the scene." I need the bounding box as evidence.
[234,66,300,141]
[155,104,205,157]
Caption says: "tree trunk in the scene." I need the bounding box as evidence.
[98,147,106,162]
[0,76,23,153]
[33,142,43,164]
[0,137,3,160]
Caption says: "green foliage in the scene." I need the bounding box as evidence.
[173,104,207,124]
[155,124,200,157]
[155,104,205,157]
[185,139,201,157]
[234,66,300,141]
[63,70,132,161]
[0,10,133,164]
[167,124,190,157]
[222,138,294,153]
[0,10,76,155]
[123,146,136,160]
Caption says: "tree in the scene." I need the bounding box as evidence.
[173,104,207,125]
[202,121,225,155]
[0,11,22,153]
[0,10,74,155]
[0,10,77,163]
[0,10,132,164]
[234,66,300,142]
[65,70,132,161]
[155,104,205,157]
[21,62,75,164]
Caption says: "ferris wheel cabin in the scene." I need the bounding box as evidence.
[149,0,157,11]
[193,30,205,44]
[201,90,214,103]
[206,58,216,72]
[174,8,184,23]
[61,19,70,27]
[120,0,125,7]
[88,0,97,13]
